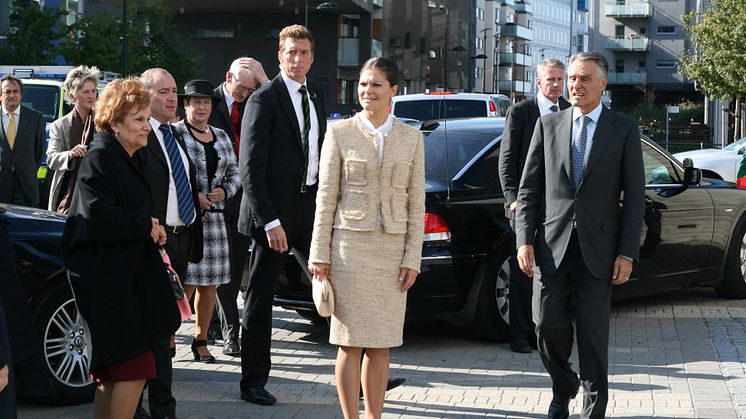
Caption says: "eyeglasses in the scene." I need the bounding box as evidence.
[235,84,256,94]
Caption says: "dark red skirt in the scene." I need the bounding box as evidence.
[90,350,156,383]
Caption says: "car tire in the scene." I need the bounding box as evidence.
[468,257,511,341]
[716,216,746,298]
[30,279,95,405]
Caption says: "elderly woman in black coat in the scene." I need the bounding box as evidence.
[63,78,181,419]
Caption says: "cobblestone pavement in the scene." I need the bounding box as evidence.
[18,287,746,418]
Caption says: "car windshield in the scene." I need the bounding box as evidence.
[22,84,60,123]
[395,99,487,120]
[722,136,746,151]
[423,128,501,184]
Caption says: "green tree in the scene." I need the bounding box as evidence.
[62,2,199,82]
[0,0,65,64]
[680,0,746,139]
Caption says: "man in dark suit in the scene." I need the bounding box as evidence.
[137,67,203,419]
[237,24,326,406]
[499,58,570,354]
[0,75,46,208]
[515,52,645,419]
[208,57,268,357]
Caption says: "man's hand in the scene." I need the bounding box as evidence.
[309,262,330,281]
[517,244,535,278]
[266,225,288,253]
[399,268,418,292]
[239,57,269,85]
[611,256,633,285]
[0,365,7,392]
[509,201,517,212]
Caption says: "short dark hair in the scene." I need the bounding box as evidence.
[278,24,315,53]
[0,74,23,92]
[360,57,400,87]
[568,52,609,78]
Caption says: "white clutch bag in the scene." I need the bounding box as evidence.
[312,277,335,317]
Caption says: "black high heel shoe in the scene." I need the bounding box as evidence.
[191,338,216,363]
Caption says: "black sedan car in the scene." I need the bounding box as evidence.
[274,117,746,341]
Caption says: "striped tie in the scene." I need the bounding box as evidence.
[159,124,195,225]
[299,85,310,186]
[572,116,591,190]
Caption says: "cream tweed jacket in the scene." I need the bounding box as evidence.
[309,116,425,272]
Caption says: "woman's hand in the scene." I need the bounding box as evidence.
[150,217,166,245]
[207,187,225,203]
[69,144,87,159]
[197,193,211,210]
[399,268,418,292]
[0,365,8,392]
[309,262,331,282]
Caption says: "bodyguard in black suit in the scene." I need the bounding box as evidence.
[515,53,645,419]
[0,75,46,208]
[208,57,268,357]
[237,24,326,406]
[498,58,570,354]
[137,68,203,419]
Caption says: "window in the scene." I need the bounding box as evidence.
[495,8,500,24]
[639,60,646,68]
[615,25,625,38]
[616,60,624,73]
[656,60,677,69]
[657,26,675,34]
[639,27,646,35]
[642,142,682,185]
[196,29,235,39]
[389,37,401,47]
[336,80,358,105]
[428,0,437,8]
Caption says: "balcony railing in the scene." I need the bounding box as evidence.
[499,80,530,93]
[501,0,516,6]
[371,0,383,7]
[498,52,531,66]
[607,72,647,84]
[604,37,650,51]
[500,23,532,41]
[515,1,532,14]
[338,38,359,67]
[605,3,652,18]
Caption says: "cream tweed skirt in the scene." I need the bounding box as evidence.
[328,224,407,348]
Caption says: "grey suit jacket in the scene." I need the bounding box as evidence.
[515,106,645,280]
[46,111,76,210]
[0,106,46,207]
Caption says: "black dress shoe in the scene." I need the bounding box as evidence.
[133,404,151,419]
[547,380,580,419]
[241,387,277,405]
[223,339,241,356]
[191,338,216,363]
[510,340,532,353]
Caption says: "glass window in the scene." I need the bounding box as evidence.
[657,26,676,34]
[423,129,501,185]
[642,142,682,184]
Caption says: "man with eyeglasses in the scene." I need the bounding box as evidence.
[208,57,268,358]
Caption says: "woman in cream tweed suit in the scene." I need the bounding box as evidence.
[309,57,425,419]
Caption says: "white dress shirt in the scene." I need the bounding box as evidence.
[536,92,561,117]
[571,101,604,167]
[1,106,20,142]
[149,117,193,226]
[222,83,235,111]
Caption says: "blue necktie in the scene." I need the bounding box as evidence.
[549,105,559,113]
[572,116,591,190]
[159,124,195,225]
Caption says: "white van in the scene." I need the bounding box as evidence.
[391,92,510,121]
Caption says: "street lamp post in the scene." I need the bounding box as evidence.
[122,0,127,76]
[479,28,491,93]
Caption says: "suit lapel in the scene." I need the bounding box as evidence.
[147,130,168,168]
[556,109,573,184]
[309,84,325,148]
[528,98,540,124]
[274,76,303,151]
[583,107,615,182]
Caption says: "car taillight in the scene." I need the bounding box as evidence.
[738,178,746,189]
[424,212,451,242]
[489,101,496,113]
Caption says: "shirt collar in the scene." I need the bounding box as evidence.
[572,101,604,125]
[2,106,20,117]
[536,92,560,112]
[281,71,306,95]
[222,83,235,110]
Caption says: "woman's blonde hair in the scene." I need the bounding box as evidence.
[94,78,150,133]
[64,65,101,99]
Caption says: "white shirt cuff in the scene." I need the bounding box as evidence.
[264,219,281,231]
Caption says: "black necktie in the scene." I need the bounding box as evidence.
[550,105,559,113]
[298,85,310,186]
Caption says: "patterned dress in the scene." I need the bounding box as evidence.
[174,121,240,286]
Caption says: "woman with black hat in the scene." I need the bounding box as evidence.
[173,79,240,363]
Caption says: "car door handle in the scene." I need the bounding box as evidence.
[677,224,697,229]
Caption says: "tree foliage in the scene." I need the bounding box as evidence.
[62,2,200,82]
[680,0,746,99]
[0,0,65,64]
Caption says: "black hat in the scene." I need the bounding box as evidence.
[179,79,219,106]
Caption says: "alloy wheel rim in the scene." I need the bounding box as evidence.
[494,258,511,325]
[43,298,93,388]
[740,233,746,281]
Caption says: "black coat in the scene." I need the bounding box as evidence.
[237,75,326,239]
[0,106,46,207]
[62,132,180,370]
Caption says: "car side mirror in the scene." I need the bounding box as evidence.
[682,158,701,185]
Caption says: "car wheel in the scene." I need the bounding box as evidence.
[295,309,327,325]
[469,257,511,341]
[30,280,95,404]
[716,216,746,298]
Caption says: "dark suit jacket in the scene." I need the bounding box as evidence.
[499,97,570,219]
[237,74,327,239]
[208,83,246,150]
[140,124,203,263]
[0,106,46,207]
[515,106,645,280]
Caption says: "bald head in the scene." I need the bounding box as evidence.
[225,57,258,103]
